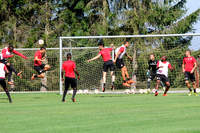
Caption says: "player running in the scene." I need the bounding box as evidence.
[87,41,115,92]
[0,59,12,103]
[31,47,51,80]
[182,50,198,96]
[62,53,80,102]
[0,45,28,85]
[114,41,134,87]
[155,56,174,96]
[147,54,165,93]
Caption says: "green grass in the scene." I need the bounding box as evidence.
[0,93,200,133]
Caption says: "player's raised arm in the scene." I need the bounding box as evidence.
[12,50,28,59]
[87,54,101,62]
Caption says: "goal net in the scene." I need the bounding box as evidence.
[59,34,200,94]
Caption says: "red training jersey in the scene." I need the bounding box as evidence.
[34,50,43,66]
[183,56,196,72]
[62,60,76,78]
[1,47,27,59]
[98,48,112,62]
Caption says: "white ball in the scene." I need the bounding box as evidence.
[138,89,144,94]
[38,39,44,45]
[77,90,83,94]
[130,89,135,94]
[152,89,156,93]
[94,89,99,94]
[143,89,148,94]
[83,89,89,94]
[196,88,200,93]
[124,89,131,94]
[68,90,73,95]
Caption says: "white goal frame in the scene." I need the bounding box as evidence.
[59,33,200,95]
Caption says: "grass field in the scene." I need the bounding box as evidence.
[0,93,200,133]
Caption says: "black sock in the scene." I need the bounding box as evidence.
[72,89,77,99]
[34,75,38,78]
[62,89,68,101]
[6,92,12,103]
[189,88,192,92]
[123,80,126,83]
[194,89,196,93]
[103,83,106,88]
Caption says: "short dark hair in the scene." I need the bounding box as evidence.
[8,45,14,50]
[124,41,129,44]
[67,53,72,59]
[98,39,104,47]
[186,50,191,54]
[40,47,46,50]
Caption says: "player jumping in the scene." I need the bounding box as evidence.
[0,45,28,85]
[147,54,165,93]
[31,47,51,80]
[182,50,198,96]
[0,59,12,103]
[87,41,115,92]
[114,41,134,87]
[62,53,80,102]
[155,56,174,96]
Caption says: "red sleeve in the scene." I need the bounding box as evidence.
[13,50,28,59]
[168,63,172,69]
[192,57,197,63]
[183,58,185,64]
[157,61,159,68]
[4,65,7,71]
[98,51,102,55]
[109,48,113,51]
[119,47,125,53]
[2,48,14,58]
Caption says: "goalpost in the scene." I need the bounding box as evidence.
[59,33,200,95]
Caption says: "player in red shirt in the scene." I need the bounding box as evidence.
[62,53,80,102]
[87,41,115,92]
[0,45,28,85]
[114,41,134,87]
[182,50,198,96]
[31,47,51,80]
[0,59,12,103]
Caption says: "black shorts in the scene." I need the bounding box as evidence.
[65,77,77,89]
[149,71,157,80]
[156,74,169,83]
[103,60,115,72]
[34,64,46,74]
[116,58,125,69]
[184,71,195,82]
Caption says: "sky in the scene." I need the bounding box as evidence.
[186,0,200,50]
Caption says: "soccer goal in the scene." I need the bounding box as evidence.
[59,33,200,94]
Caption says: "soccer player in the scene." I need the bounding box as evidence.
[31,47,51,80]
[182,50,198,96]
[0,59,12,103]
[146,54,165,92]
[114,41,134,87]
[62,53,80,102]
[0,45,28,85]
[155,56,174,96]
[87,41,115,92]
